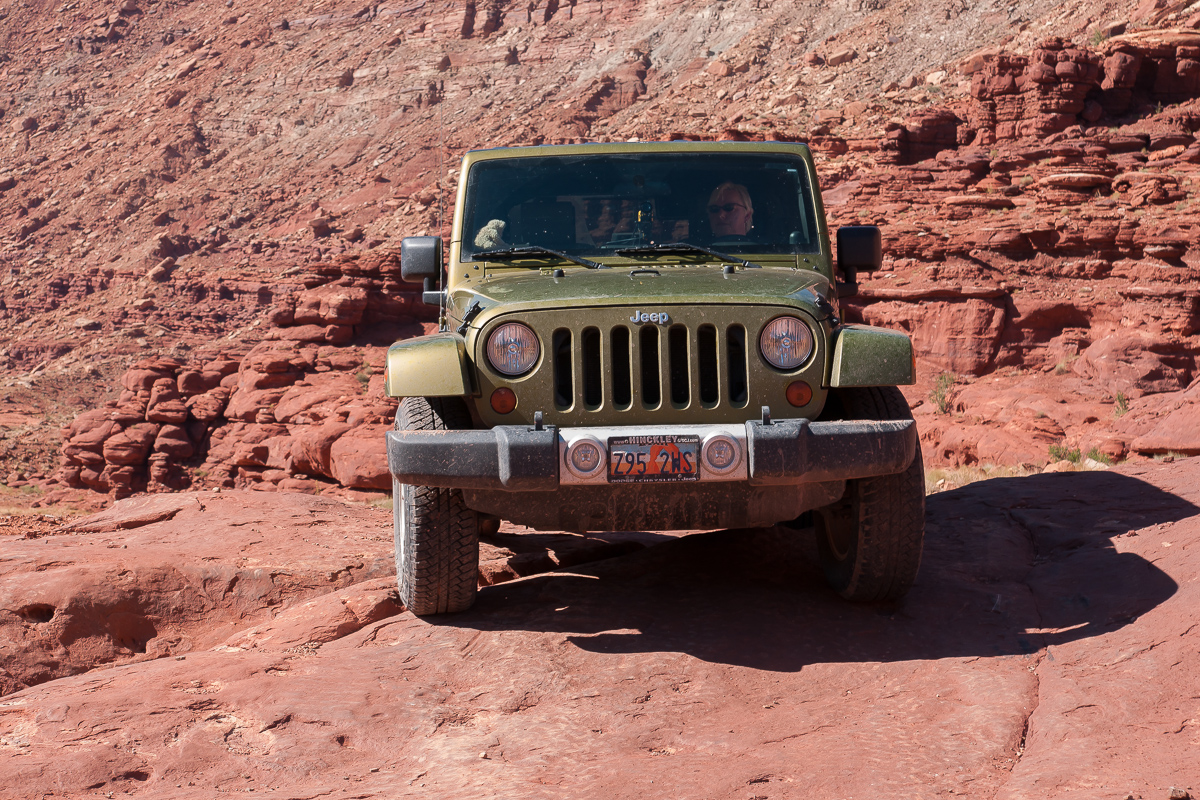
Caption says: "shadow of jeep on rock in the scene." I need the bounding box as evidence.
[440,469,1188,671]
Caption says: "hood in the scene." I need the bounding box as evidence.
[455,265,831,319]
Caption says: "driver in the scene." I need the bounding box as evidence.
[707,182,754,238]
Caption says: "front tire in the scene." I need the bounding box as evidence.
[393,397,481,615]
[814,386,925,602]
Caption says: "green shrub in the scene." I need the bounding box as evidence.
[1114,391,1129,416]
[355,363,373,390]
[1086,448,1114,465]
[930,372,957,414]
[1049,443,1082,463]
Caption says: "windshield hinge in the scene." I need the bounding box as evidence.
[456,300,484,335]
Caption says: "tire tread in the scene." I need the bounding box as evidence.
[817,386,925,602]
[395,397,480,615]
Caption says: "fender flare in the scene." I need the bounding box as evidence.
[829,324,916,387]
[386,333,474,397]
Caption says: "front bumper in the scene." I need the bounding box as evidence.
[386,417,917,491]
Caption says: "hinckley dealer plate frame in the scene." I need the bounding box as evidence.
[606,434,700,483]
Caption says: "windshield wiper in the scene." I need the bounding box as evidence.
[474,246,608,270]
[614,242,762,269]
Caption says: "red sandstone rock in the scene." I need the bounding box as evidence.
[122,367,175,394]
[935,421,1053,466]
[212,423,290,470]
[2,462,1199,797]
[1129,379,1200,454]
[854,294,1006,376]
[0,492,394,696]
[273,375,361,424]
[176,369,208,395]
[292,283,369,326]
[222,578,401,652]
[224,386,289,422]
[152,425,194,459]
[53,342,399,495]
[98,463,141,496]
[232,441,271,467]
[328,423,391,489]
[827,48,857,67]
[147,452,184,489]
[268,322,356,344]
[340,399,396,426]
[1072,332,1193,396]
[61,417,120,467]
[204,358,241,378]
[146,397,188,424]
[290,420,354,478]
[185,387,229,423]
[101,423,158,465]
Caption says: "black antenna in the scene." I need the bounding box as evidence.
[437,79,444,241]
[437,73,447,330]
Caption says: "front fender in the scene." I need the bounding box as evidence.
[386,333,474,397]
[829,324,915,387]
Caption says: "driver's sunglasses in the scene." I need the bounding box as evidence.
[707,203,746,214]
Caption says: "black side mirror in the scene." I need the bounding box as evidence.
[835,225,881,298]
[401,236,443,306]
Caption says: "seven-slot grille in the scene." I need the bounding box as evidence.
[551,320,749,413]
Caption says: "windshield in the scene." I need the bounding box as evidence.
[460,152,820,262]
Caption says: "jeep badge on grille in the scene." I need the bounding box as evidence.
[630,310,670,324]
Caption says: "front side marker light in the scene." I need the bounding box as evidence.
[786,380,813,407]
[491,387,517,414]
[760,316,814,370]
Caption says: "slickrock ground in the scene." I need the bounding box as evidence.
[1,458,1197,798]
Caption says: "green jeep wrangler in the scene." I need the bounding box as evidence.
[386,141,923,615]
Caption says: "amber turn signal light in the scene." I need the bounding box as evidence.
[785,380,812,407]
[490,387,517,414]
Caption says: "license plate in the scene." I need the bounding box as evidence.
[607,434,700,483]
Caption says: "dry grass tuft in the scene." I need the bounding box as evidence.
[926,457,1121,494]
[925,463,1040,494]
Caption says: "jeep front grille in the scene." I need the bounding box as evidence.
[552,321,750,414]
[475,305,826,428]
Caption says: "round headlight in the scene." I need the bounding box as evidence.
[487,323,540,376]
[759,316,814,370]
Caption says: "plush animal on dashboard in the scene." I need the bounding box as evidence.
[474,218,509,250]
